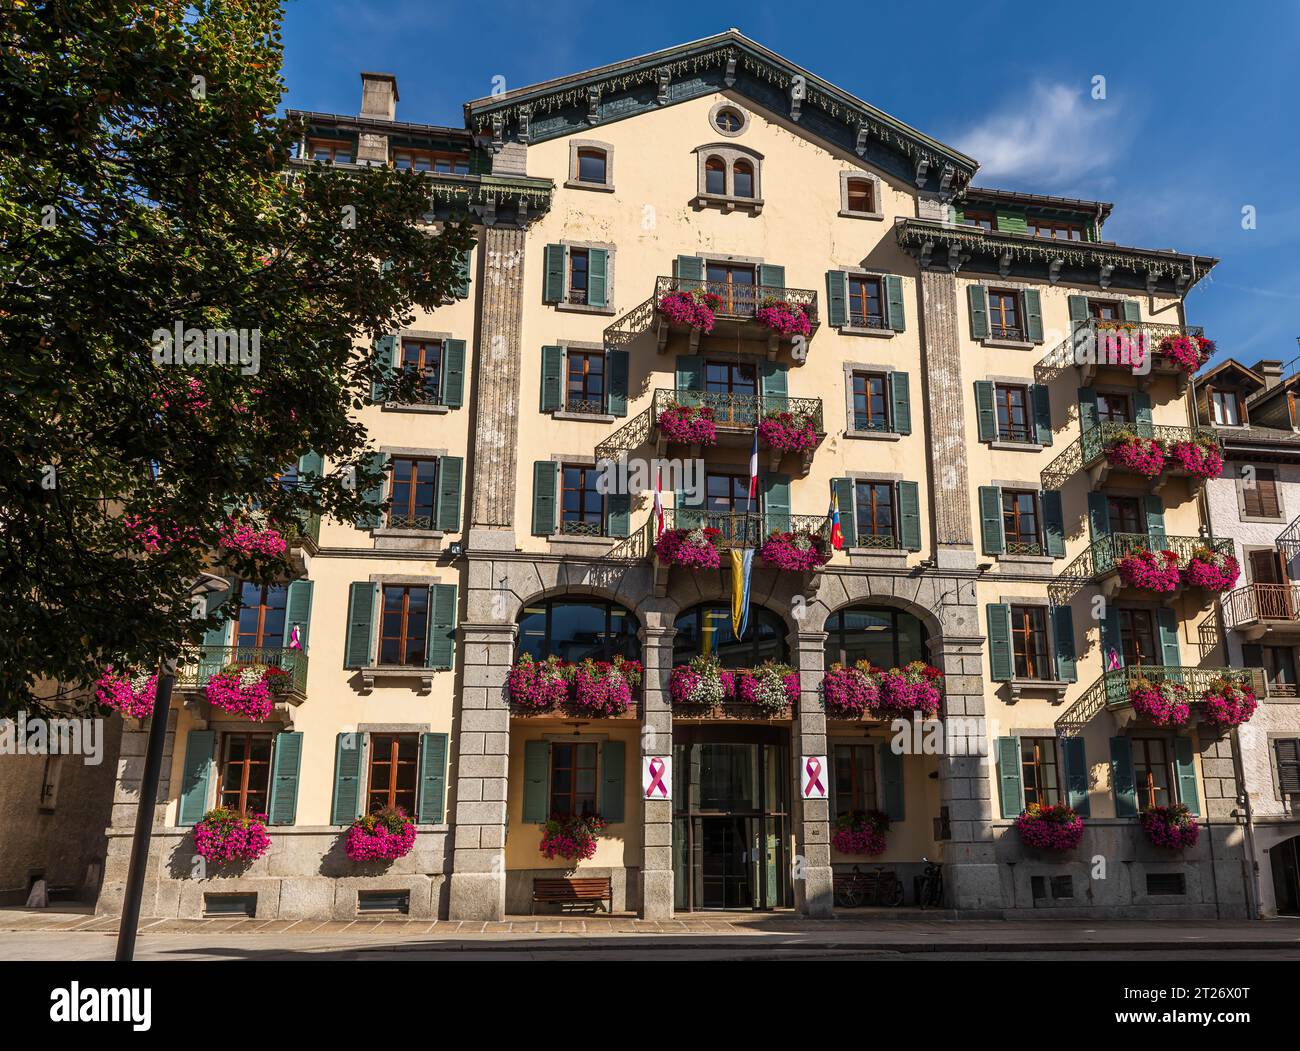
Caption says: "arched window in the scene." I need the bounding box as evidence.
[732,159,754,199]
[704,156,726,196]
[673,603,787,667]
[845,177,874,213]
[517,599,639,663]
[823,606,929,669]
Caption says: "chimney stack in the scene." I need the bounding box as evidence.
[1255,359,1284,389]
[360,72,398,121]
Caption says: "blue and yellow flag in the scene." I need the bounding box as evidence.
[730,547,754,639]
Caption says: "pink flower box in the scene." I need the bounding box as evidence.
[507,654,572,712]
[540,815,604,861]
[821,664,879,718]
[668,656,736,707]
[345,807,417,861]
[95,667,158,720]
[759,530,829,571]
[1015,804,1085,851]
[655,526,722,569]
[1105,434,1166,477]
[1129,678,1191,727]
[219,522,289,558]
[755,300,812,337]
[1140,804,1199,849]
[1181,548,1239,592]
[569,656,642,717]
[1158,335,1214,374]
[734,662,799,715]
[1198,677,1258,729]
[658,403,718,445]
[757,412,818,454]
[193,807,271,864]
[1117,548,1182,592]
[832,810,890,855]
[1168,439,1223,480]
[657,290,719,332]
[820,661,943,719]
[204,664,283,721]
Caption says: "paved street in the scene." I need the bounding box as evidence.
[3,907,1298,961]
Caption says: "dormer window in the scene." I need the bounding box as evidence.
[1029,219,1084,241]
[1212,390,1242,427]
[307,138,353,164]
[393,148,434,171]
[693,145,763,213]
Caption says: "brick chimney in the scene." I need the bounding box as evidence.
[1255,359,1284,389]
[360,72,398,120]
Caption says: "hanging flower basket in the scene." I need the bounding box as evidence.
[123,512,198,554]
[95,667,158,720]
[1129,676,1191,727]
[204,664,285,721]
[507,653,572,712]
[540,815,605,861]
[1157,334,1214,374]
[657,289,720,332]
[759,529,830,571]
[1140,804,1200,849]
[1117,548,1182,592]
[1168,438,1224,480]
[757,411,819,454]
[734,662,799,715]
[874,662,944,719]
[832,810,890,855]
[344,806,417,862]
[1105,432,1166,477]
[193,807,271,864]
[1015,803,1085,851]
[754,298,812,337]
[219,522,289,558]
[1181,547,1240,592]
[1197,675,1258,729]
[821,662,880,718]
[655,525,722,569]
[668,655,735,707]
[570,656,642,717]
[657,403,718,445]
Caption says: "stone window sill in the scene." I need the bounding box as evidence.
[990,439,1043,453]
[548,533,616,549]
[554,410,616,424]
[980,337,1037,351]
[847,545,905,556]
[564,179,615,193]
[839,325,894,338]
[1008,678,1071,702]
[998,553,1056,565]
[372,526,445,540]
[692,192,763,214]
[554,300,615,317]
[837,209,885,221]
[1239,515,1285,525]
[357,665,448,693]
[844,429,902,442]
[382,402,450,414]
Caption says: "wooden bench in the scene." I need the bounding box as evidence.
[531,877,612,914]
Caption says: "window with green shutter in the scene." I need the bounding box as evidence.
[825,270,848,328]
[356,452,388,529]
[884,275,905,332]
[417,733,449,824]
[543,244,566,303]
[763,473,791,535]
[1061,738,1090,816]
[996,736,1023,818]
[267,731,303,826]
[344,582,376,668]
[1052,604,1076,681]
[426,583,457,670]
[1022,289,1044,343]
[1032,384,1053,445]
[1042,490,1065,558]
[523,740,550,823]
[967,285,989,339]
[441,339,465,408]
[283,580,314,650]
[897,481,921,551]
[436,456,463,532]
[1109,737,1138,817]
[978,486,1004,554]
[832,477,856,548]
[607,350,629,417]
[540,345,564,412]
[601,740,625,823]
[532,461,557,536]
[370,335,396,403]
[974,381,996,442]
[330,733,367,825]
[587,248,608,308]
[178,730,215,826]
[987,604,1012,682]
[889,372,911,435]
[878,743,904,821]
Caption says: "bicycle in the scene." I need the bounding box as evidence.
[915,858,944,909]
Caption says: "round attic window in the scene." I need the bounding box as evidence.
[710,104,748,137]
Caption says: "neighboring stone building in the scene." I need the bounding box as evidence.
[1202,357,1300,916]
[97,30,1257,922]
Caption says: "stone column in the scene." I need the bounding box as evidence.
[467,222,527,551]
[918,269,976,570]
[639,623,675,919]
[792,628,833,917]
[447,620,515,921]
[1199,732,1249,918]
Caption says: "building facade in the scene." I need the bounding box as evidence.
[97,31,1259,922]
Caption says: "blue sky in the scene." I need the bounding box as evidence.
[282,0,1300,370]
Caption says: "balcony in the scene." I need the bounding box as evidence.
[1034,319,1209,388]
[1039,421,1222,492]
[1055,664,1263,736]
[1221,583,1300,640]
[651,276,820,358]
[175,645,309,707]
[1054,532,1234,602]
[652,388,825,474]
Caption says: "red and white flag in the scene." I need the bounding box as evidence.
[747,428,759,502]
[653,466,664,540]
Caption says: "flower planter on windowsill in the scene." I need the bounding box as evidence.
[668,657,798,720]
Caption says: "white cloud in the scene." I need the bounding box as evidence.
[954,82,1133,189]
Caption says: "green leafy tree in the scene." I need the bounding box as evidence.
[0,0,475,715]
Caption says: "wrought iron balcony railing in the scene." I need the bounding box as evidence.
[653,508,832,550]
[1221,583,1300,630]
[653,389,824,435]
[1276,512,1300,566]
[1034,319,1207,382]
[175,645,309,699]
[1040,421,1221,491]
[1055,664,1264,737]
[1056,532,1233,582]
[654,275,819,325]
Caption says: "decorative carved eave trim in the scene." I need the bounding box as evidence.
[894,218,1218,294]
[462,32,978,191]
[287,109,472,145]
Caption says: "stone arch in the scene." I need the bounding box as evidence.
[803,572,947,640]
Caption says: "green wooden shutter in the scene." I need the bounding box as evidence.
[760,360,788,414]
[1174,737,1200,815]
[607,350,629,417]
[967,284,989,339]
[344,581,376,668]
[523,740,550,823]
[1032,384,1053,445]
[441,339,465,408]
[1109,737,1138,818]
[330,733,366,825]
[978,486,1004,554]
[601,740,626,823]
[975,381,996,441]
[426,583,457,670]
[543,244,566,303]
[283,579,314,649]
[889,372,911,435]
[1052,604,1077,682]
[1122,299,1141,323]
[1042,490,1065,558]
[833,478,856,548]
[1077,387,1099,433]
[1087,491,1110,542]
[436,456,463,532]
[758,263,784,290]
[1145,495,1166,543]
[202,576,234,649]
[675,254,704,285]
[1022,289,1044,342]
[1061,738,1090,816]
[418,732,449,824]
[884,275,905,332]
[267,731,303,825]
[371,335,396,403]
[675,355,704,403]
[297,451,324,484]
[1134,391,1154,437]
[540,345,564,412]
[996,210,1027,234]
[987,604,1012,682]
[825,270,847,327]
[763,473,791,534]
[898,481,921,551]
[532,461,557,536]
[356,452,387,529]
[177,730,215,827]
[1157,607,1181,668]
[878,743,904,821]
[455,249,471,299]
[996,737,1023,818]
[587,248,608,308]
[1068,295,1089,324]
[606,492,631,538]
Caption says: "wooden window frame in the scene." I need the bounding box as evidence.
[1020,736,1061,805]
[1009,606,1051,680]
[1029,219,1084,241]
[994,383,1032,442]
[854,480,897,547]
[235,582,287,650]
[961,210,995,232]
[399,337,443,404]
[378,585,429,667]
[567,247,590,305]
[1096,390,1132,424]
[1212,390,1242,427]
[565,351,606,415]
[1107,495,1145,536]
[366,732,420,816]
[1242,466,1281,519]
[704,357,758,395]
[387,456,439,529]
[1001,490,1042,555]
[832,743,878,818]
[1131,736,1173,812]
[575,148,608,185]
[851,371,889,431]
[548,740,600,820]
[987,288,1023,341]
[1118,607,1159,668]
[704,156,727,196]
[845,178,875,215]
[732,159,755,199]
[216,732,274,817]
[307,138,353,164]
[559,464,604,536]
[847,275,885,329]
